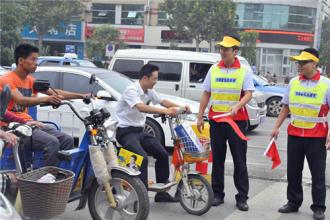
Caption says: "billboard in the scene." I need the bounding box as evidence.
[245,29,314,46]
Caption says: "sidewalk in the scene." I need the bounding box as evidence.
[149,175,330,220]
[148,155,330,220]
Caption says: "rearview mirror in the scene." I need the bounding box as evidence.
[97,90,113,101]
[0,85,11,117]
[33,79,50,92]
[89,74,96,85]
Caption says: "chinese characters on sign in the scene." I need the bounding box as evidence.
[22,22,82,41]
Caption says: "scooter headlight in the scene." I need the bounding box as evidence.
[103,118,118,141]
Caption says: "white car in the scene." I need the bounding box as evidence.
[109,49,266,131]
[33,66,201,147]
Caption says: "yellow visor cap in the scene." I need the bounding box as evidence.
[290,51,319,63]
[217,36,241,47]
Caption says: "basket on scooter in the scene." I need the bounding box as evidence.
[175,124,210,163]
[180,137,210,163]
[17,166,75,219]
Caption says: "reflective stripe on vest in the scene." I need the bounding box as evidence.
[289,77,329,129]
[210,66,246,112]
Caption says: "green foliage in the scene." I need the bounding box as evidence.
[239,31,259,64]
[86,24,121,61]
[161,0,236,51]
[0,1,25,65]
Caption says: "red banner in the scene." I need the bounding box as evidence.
[119,28,144,43]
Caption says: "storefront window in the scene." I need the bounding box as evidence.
[92,4,116,24]
[121,4,144,25]
[158,11,169,26]
[235,3,316,33]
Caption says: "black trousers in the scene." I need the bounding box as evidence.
[287,135,327,212]
[116,126,170,187]
[210,120,249,202]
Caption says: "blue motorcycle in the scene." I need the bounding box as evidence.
[0,76,149,220]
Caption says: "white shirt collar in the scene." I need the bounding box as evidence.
[136,81,148,96]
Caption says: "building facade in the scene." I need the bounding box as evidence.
[233,0,319,78]
[87,0,328,78]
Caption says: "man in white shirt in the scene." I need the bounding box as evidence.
[116,64,189,203]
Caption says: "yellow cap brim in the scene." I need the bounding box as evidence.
[217,41,237,47]
[290,51,319,63]
[216,36,240,47]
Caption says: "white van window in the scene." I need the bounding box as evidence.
[113,59,144,79]
[189,63,212,83]
[148,61,182,82]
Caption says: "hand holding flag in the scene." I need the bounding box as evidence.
[264,138,281,169]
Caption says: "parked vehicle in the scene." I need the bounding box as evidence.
[0,66,8,75]
[252,74,285,117]
[37,56,97,67]
[32,66,200,147]
[109,49,266,131]
[10,55,97,70]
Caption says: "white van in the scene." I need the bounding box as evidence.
[109,49,266,130]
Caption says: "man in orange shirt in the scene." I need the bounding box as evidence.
[0,44,90,166]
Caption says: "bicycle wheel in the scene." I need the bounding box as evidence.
[177,174,213,215]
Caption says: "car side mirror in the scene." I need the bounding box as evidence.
[96,90,113,101]
[33,79,50,92]
[89,74,96,85]
[0,85,11,117]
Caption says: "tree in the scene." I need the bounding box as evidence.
[86,24,121,63]
[0,1,25,65]
[239,31,259,65]
[23,0,84,53]
[161,0,236,51]
[319,19,330,76]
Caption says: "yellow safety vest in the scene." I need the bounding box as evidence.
[210,66,246,112]
[289,76,329,129]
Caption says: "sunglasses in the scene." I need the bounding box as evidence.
[297,60,313,66]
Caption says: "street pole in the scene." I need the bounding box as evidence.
[314,0,323,49]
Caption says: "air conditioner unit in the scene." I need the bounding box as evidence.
[144,6,150,12]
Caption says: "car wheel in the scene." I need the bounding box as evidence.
[267,97,283,117]
[144,118,165,145]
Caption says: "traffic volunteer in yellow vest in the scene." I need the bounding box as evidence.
[271,48,329,220]
[197,35,255,211]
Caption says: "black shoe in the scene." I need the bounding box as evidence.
[154,192,178,203]
[278,204,299,213]
[236,201,249,211]
[212,196,224,206]
[313,210,325,220]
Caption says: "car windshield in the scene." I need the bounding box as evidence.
[253,74,270,86]
[76,60,97,67]
[96,72,134,94]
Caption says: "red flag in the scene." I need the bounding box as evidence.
[264,139,281,169]
[212,114,249,141]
